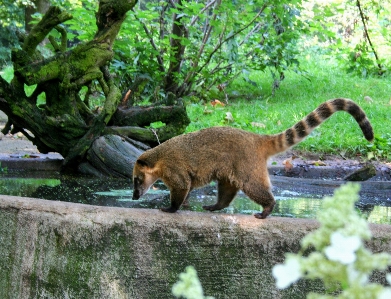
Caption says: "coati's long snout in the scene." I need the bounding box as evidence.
[132,160,160,200]
[132,98,373,219]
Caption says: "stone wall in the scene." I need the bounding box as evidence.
[1,195,391,299]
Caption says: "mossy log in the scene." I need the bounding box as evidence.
[84,135,145,178]
[0,1,190,177]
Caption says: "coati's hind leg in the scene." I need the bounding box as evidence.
[243,183,276,219]
[203,180,239,211]
[161,188,190,213]
[181,191,191,207]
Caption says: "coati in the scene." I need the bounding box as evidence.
[132,98,373,219]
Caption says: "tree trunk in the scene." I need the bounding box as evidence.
[0,1,190,177]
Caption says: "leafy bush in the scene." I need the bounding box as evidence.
[112,0,305,101]
[301,0,391,77]
[2,0,303,102]
[0,0,30,67]
[365,134,391,161]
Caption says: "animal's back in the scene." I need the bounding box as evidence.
[152,127,264,187]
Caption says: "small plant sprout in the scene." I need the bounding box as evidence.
[172,266,214,299]
[272,183,391,298]
[0,162,8,173]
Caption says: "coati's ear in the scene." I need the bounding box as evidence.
[136,159,153,168]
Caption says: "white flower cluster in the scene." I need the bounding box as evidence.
[273,183,391,298]
[172,266,215,299]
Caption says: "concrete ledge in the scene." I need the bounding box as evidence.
[1,195,391,298]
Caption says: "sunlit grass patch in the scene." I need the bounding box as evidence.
[185,54,391,160]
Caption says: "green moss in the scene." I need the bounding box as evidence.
[147,225,275,298]
[27,224,136,298]
[0,212,18,298]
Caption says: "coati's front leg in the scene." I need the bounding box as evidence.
[243,183,276,219]
[253,200,275,219]
[203,180,239,211]
[161,188,190,213]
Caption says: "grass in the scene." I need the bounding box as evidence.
[185,53,391,161]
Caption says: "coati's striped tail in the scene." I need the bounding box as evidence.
[270,98,374,155]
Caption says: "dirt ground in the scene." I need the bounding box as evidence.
[0,131,42,155]
[0,112,62,159]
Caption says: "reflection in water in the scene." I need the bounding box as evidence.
[367,206,391,224]
[0,178,61,196]
[0,174,390,224]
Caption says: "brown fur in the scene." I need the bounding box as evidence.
[132,98,373,219]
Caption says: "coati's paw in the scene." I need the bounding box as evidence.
[202,204,219,211]
[254,212,267,219]
[254,203,275,219]
[160,206,178,213]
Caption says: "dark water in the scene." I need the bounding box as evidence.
[1,172,390,224]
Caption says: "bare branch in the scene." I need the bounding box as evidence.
[23,6,72,55]
[198,5,266,75]
[181,0,222,87]
[180,3,268,95]
[239,22,262,46]
[132,10,165,73]
[356,0,384,74]
[164,0,189,92]
[190,0,219,26]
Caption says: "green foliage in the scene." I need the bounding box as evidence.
[0,65,14,82]
[147,121,166,130]
[0,0,32,67]
[112,0,305,101]
[366,134,391,161]
[0,65,46,106]
[301,0,391,77]
[30,1,98,52]
[0,162,8,174]
[0,0,31,28]
[0,0,97,66]
[185,54,391,159]
[5,0,303,102]
[172,266,214,299]
[273,183,391,298]
[1,0,389,87]
[59,0,98,44]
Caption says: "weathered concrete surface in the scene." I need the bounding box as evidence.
[1,195,391,299]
